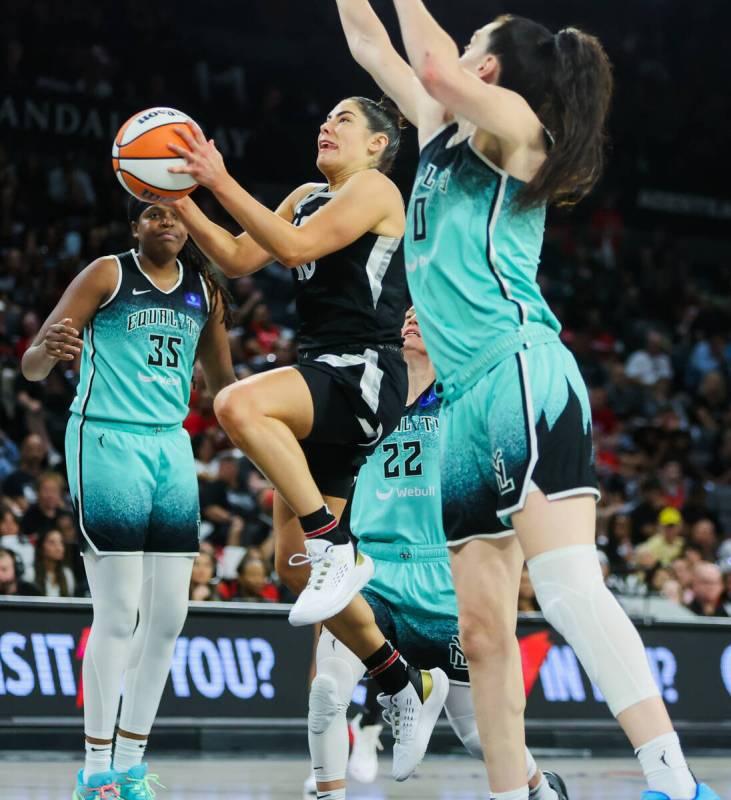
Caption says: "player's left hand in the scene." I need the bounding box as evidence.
[168,122,229,192]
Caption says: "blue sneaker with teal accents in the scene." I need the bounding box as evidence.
[117,764,164,800]
[72,769,120,799]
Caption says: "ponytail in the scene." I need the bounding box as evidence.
[524,28,613,208]
[487,16,613,209]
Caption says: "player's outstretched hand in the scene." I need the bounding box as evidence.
[43,318,83,362]
[168,122,229,193]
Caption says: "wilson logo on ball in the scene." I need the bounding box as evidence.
[112,107,199,202]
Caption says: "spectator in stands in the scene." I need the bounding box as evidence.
[688,518,720,562]
[625,330,673,387]
[21,471,67,537]
[721,564,731,606]
[199,455,261,547]
[32,528,75,597]
[56,510,85,588]
[603,512,635,569]
[635,507,686,568]
[192,431,220,482]
[657,459,689,509]
[0,546,41,596]
[233,551,279,603]
[686,562,729,617]
[0,430,19,481]
[1,433,48,509]
[670,557,695,605]
[247,302,281,355]
[630,478,667,542]
[189,550,222,602]
[0,505,34,575]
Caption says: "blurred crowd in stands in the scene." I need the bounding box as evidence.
[1,0,730,618]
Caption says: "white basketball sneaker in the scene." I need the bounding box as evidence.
[348,712,383,784]
[302,773,317,799]
[378,667,449,781]
[288,539,374,626]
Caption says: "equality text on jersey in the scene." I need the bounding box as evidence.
[126,308,201,338]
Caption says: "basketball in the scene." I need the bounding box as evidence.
[112,107,199,203]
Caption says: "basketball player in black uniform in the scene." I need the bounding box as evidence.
[168,98,450,783]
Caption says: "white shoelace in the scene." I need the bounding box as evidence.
[288,548,333,591]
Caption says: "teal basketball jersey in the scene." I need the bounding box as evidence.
[70,249,209,427]
[406,123,560,381]
[350,385,444,548]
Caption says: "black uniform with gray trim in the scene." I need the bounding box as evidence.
[291,184,409,497]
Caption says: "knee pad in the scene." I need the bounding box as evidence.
[528,544,659,716]
[308,656,356,734]
[309,673,346,735]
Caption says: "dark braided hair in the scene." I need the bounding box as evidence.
[348,96,406,175]
[128,197,233,327]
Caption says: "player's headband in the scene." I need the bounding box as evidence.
[127,197,152,224]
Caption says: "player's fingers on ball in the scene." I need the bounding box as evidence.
[167,142,193,160]
[189,120,207,145]
[173,126,197,150]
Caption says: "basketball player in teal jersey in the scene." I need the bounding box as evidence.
[334,2,720,800]
[307,307,568,800]
[22,199,235,800]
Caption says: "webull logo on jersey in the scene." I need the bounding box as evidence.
[127,308,201,337]
[375,485,437,501]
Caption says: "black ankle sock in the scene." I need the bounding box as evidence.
[362,642,422,697]
[361,680,382,726]
[299,505,349,546]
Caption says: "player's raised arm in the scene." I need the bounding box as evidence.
[169,109,403,268]
[391,0,542,145]
[334,0,431,128]
[172,183,315,278]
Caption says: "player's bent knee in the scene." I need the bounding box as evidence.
[308,673,347,734]
[93,607,138,642]
[213,384,256,432]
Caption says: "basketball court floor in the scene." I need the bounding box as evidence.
[2,754,729,799]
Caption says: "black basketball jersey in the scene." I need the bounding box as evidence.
[291,184,408,350]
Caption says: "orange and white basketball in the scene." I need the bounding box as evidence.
[112,107,199,203]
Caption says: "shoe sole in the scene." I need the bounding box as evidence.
[393,667,450,782]
[288,554,375,626]
[544,770,569,800]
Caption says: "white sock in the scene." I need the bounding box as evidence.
[317,790,345,799]
[529,775,559,800]
[83,741,112,783]
[113,733,148,773]
[636,732,696,799]
[492,788,529,800]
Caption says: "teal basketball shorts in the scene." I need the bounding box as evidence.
[360,542,469,684]
[65,414,200,555]
[439,341,599,545]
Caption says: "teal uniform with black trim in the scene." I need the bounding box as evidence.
[350,385,468,683]
[405,124,598,542]
[65,249,209,555]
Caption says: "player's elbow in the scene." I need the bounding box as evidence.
[418,55,455,102]
[278,251,305,269]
